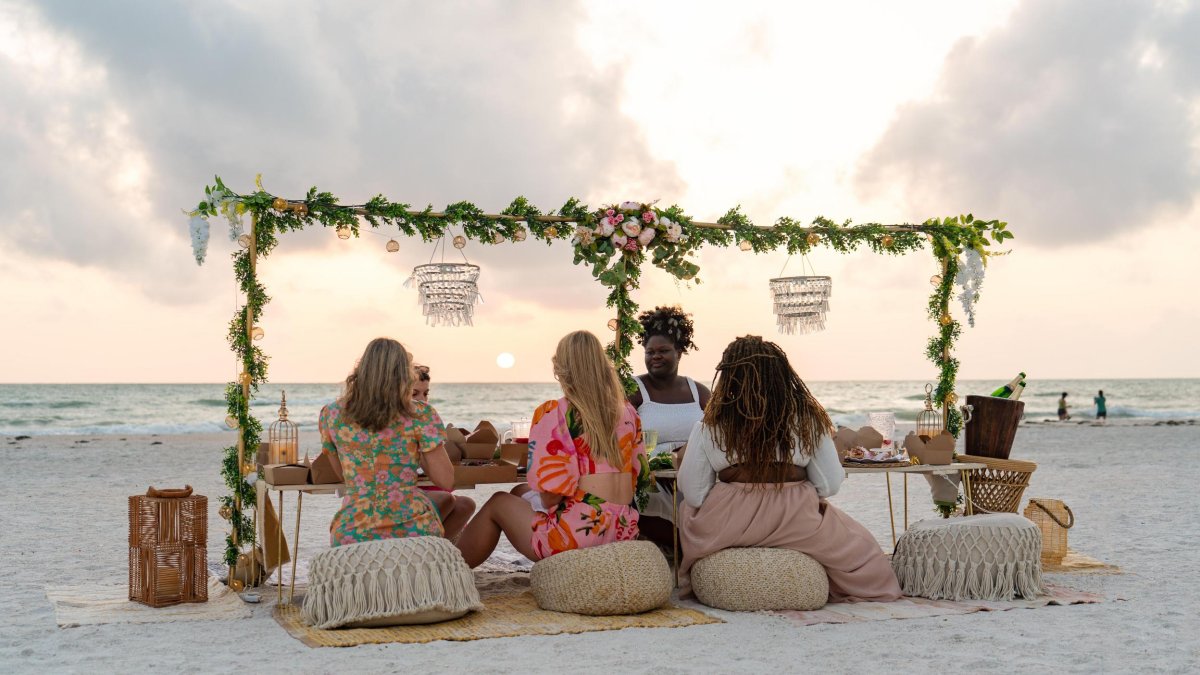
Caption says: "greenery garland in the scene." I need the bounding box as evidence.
[189,176,1012,570]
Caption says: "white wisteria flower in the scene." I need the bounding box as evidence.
[189,215,210,265]
[954,248,986,327]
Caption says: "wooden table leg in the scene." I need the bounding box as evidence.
[289,492,302,605]
[671,481,679,589]
[961,470,973,516]
[276,490,284,606]
[885,473,896,548]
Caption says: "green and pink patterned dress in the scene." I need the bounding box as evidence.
[319,400,446,546]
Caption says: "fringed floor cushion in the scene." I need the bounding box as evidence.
[301,537,483,629]
[530,541,671,615]
[892,514,1043,601]
[691,548,828,611]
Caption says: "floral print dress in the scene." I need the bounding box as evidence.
[527,398,648,560]
[319,400,446,546]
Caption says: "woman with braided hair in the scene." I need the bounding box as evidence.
[677,336,900,601]
[628,305,710,547]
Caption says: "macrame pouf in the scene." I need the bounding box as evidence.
[891,513,1044,601]
[530,541,671,615]
[691,548,828,611]
[301,537,483,629]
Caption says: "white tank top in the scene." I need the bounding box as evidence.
[635,376,704,453]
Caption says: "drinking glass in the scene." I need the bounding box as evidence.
[866,412,896,445]
[642,429,659,452]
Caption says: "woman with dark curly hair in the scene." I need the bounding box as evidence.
[629,305,710,546]
[677,335,900,601]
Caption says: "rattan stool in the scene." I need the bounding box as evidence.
[958,454,1037,514]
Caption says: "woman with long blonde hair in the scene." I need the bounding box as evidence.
[455,330,649,567]
[318,337,456,546]
[676,336,900,602]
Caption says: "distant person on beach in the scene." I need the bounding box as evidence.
[455,331,649,567]
[412,364,476,540]
[1058,393,1071,421]
[676,336,901,602]
[318,338,455,546]
[1094,390,1107,425]
[628,305,711,549]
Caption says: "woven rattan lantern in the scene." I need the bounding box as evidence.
[917,383,944,439]
[408,262,481,327]
[769,275,832,335]
[268,390,298,465]
[129,485,207,607]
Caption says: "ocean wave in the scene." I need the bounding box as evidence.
[193,398,228,407]
[0,400,93,409]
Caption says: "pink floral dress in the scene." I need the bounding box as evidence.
[319,400,446,546]
[527,398,648,560]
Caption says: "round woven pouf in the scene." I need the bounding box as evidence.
[691,547,828,611]
[530,541,671,615]
[301,537,483,629]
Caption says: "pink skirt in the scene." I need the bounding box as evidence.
[679,481,901,602]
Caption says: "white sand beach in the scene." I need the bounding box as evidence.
[2,423,1197,673]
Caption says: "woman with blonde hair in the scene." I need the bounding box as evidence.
[455,330,648,567]
[677,335,900,601]
[318,338,456,546]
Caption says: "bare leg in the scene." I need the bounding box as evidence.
[510,483,532,498]
[427,490,456,534]
[441,495,477,541]
[456,492,538,567]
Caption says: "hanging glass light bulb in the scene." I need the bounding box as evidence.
[237,234,252,249]
[452,235,467,249]
[513,227,527,242]
[386,239,400,253]
[738,240,753,251]
[251,326,264,340]
[336,226,351,240]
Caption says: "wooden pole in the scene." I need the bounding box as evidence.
[231,214,256,587]
[940,257,950,427]
[272,199,930,234]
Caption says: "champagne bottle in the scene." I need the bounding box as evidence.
[1010,380,1026,401]
[990,372,1027,398]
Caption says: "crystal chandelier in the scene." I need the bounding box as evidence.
[406,231,482,327]
[769,274,832,335]
[408,262,481,327]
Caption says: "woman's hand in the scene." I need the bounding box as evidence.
[420,443,456,490]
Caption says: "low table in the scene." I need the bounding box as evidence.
[842,462,986,547]
[256,473,523,605]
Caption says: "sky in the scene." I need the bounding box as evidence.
[1,0,1198,385]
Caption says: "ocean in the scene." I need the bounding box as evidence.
[2,379,1197,437]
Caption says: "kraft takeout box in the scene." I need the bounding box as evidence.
[461,421,501,460]
[263,463,310,486]
[905,431,955,465]
[308,450,344,485]
[443,426,468,462]
[450,440,523,488]
[499,442,529,469]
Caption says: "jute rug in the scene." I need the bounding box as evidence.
[766,584,1108,627]
[273,592,721,647]
[46,576,252,628]
[1042,550,1121,575]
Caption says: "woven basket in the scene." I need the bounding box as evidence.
[1023,498,1074,563]
[128,486,207,608]
[958,454,1036,514]
[530,541,671,616]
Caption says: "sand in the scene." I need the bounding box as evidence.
[1,424,1197,673]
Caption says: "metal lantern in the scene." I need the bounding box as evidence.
[769,275,832,335]
[268,391,298,465]
[407,262,481,327]
[916,383,944,439]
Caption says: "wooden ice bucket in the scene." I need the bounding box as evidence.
[964,395,1024,459]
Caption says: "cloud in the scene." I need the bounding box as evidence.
[0,0,683,303]
[854,0,1200,245]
